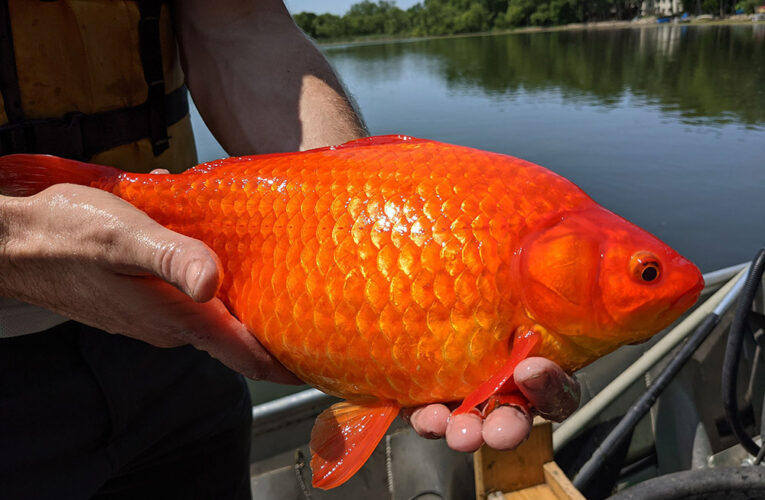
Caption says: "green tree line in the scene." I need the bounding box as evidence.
[292,0,731,41]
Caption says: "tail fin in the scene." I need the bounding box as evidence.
[0,154,120,196]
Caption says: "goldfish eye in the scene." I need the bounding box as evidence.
[630,252,661,283]
[641,264,659,282]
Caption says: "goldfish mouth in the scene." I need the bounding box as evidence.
[628,337,652,345]
[661,272,704,323]
[670,287,702,314]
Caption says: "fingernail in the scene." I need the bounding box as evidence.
[185,259,203,299]
[520,371,549,392]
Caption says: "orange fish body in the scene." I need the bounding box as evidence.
[0,136,704,489]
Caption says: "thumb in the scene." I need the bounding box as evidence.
[150,237,223,302]
[120,216,223,302]
[514,357,580,422]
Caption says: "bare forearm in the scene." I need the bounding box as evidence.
[0,194,19,299]
[174,0,367,155]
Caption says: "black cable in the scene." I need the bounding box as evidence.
[607,466,765,499]
[757,386,765,465]
[573,312,721,491]
[721,248,765,457]
[618,446,657,478]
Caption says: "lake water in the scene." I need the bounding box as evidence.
[190,24,765,402]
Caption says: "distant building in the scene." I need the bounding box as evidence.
[642,0,684,16]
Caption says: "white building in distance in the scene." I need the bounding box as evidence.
[642,0,686,16]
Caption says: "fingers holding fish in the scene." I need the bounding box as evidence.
[403,401,530,452]
[101,276,299,383]
[482,405,533,450]
[203,316,297,384]
[515,357,581,422]
[166,292,303,385]
[403,403,482,451]
[402,403,451,439]
[405,356,577,453]
[445,411,485,452]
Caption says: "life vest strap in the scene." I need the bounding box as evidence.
[137,0,170,157]
[0,84,189,161]
[0,0,23,125]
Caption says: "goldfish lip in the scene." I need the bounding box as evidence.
[628,337,652,346]
[656,275,704,327]
[669,286,702,314]
[670,268,705,312]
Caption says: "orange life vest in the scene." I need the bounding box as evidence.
[0,0,197,173]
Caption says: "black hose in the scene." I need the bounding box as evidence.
[607,466,765,500]
[721,248,765,457]
[573,312,721,491]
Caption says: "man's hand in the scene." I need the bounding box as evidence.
[0,184,299,384]
[403,357,580,452]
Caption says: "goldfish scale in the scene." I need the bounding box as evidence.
[0,139,706,489]
[108,139,599,406]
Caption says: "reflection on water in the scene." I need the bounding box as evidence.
[328,25,765,129]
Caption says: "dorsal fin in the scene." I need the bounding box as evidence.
[309,400,400,489]
[329,135,427,149]
[185,153,271,174]
[185,136,428,174]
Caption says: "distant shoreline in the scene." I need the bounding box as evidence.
[319,18,763,47]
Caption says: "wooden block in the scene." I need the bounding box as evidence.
[501,464,585,500]
[503,484,560,500]
[543,462,586,500]
[474,417,553,499]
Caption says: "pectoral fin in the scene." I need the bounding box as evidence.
[310,400,400,489]
[483,393,531,416]
[453,329,540,415]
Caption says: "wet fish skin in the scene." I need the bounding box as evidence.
[0,135,704,489]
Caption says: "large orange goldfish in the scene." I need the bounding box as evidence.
[0,136,703,489]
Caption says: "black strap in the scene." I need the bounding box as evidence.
[0,84,189,160]
[0,0,24,145]
[137,0,170,156]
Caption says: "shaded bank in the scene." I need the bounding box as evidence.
[319,18,764,46]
